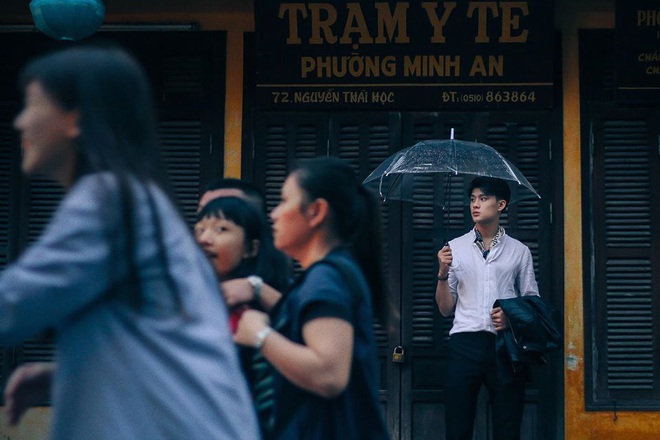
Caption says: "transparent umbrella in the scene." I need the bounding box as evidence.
[363,136,540,206]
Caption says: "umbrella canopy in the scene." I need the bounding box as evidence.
[363,138,540,206]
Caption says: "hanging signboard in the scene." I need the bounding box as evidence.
[615,0,660,104]
[254,1,554,110]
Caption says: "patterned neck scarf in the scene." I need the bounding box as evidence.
[474,226,504,259]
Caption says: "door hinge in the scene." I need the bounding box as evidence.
[549,202,553,224]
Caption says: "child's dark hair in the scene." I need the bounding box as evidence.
[291,156,386,321]
[197,196,290,292]
[202,177,266,213]
[468,176,511,204]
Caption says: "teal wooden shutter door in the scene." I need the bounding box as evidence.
[329,111,398,346]
[481,115,557,439]
[582,29,660,409]
[0,118,18,390]
[253,113,328,213]
[590,106,660,405]
[399,111,558,439]
[150,33,225,225]
[0,120,14,270]
[250,108,560,439]
[329,112,400,430]
[399,113,470,439]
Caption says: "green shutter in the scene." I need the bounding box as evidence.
[159,120,203,225]
[591,108,659,404]
[582,29,660,410]
[0,120,15,396]
[404,114,469,233]
[0,121,13,270]
[254,113,328,212]
[331,113,399,349]
[398,111,558,439]
[26,178,64,244]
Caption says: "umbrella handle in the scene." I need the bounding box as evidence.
[379,174,385,201]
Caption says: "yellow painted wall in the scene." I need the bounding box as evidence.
[0,408,50,440]
[109,11,255,178]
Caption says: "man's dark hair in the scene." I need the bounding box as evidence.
[468,176,511,204]
[202,178,266,213]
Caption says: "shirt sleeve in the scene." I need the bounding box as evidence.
[517,246,540,297]
[448,265,458,301]
[447,239,459,301]
[296,263,354,324]
[0,175,123,344]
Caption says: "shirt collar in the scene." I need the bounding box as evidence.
[473,226,505,259]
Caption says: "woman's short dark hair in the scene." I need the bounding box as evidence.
[291,156,386,320]
[468,176,511,204]
[197,196,290,292]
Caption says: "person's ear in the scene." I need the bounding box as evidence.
[497,199,507,213]
[65,110,81,139]
[244,239,260,258]
[306,198,329,228]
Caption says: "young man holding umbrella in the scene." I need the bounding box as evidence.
[435,176,539,440]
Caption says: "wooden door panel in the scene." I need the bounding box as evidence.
[330,112,403,437]
[253,113,328,214]
[588,106,660,406]
[399,112,558,440]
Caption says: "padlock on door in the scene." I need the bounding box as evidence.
[392,345,405,363]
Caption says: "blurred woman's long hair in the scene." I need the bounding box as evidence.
[18,45,182,312]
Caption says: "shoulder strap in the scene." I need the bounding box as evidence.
[315,255,362,311]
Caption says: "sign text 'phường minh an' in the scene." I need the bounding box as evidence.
[255,1,555,110]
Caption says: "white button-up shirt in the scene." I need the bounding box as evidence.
[447,228,539,335]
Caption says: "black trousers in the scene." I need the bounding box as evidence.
[444,331,526,440]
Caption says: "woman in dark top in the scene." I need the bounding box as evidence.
[234,156,389,439]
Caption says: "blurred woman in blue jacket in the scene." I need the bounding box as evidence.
[1,45,259,440]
